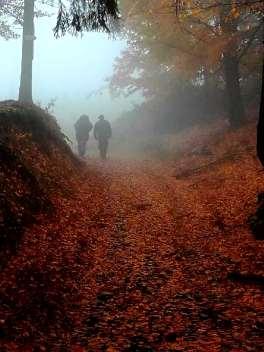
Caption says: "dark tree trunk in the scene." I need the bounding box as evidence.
[257,58,264,167]
[19,0,35,103]
[223,54,245,128]
[220,3,245,128]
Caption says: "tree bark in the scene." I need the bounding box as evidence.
[19,0,35,103]
[220,3,245,128]
[257,57,264,167]
[223,54,245,128]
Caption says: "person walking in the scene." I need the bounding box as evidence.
[74,114,93,157]
[94,115,112,159]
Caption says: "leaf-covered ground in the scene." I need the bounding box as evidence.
[0,124,264,351]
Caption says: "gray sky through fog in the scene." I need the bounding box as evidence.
[0,11,138,137]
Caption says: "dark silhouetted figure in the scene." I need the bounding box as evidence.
[94,115,112,159]
[74,114,93,157]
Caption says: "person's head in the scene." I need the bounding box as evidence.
[98,115,105,121]
[80,114,89,121]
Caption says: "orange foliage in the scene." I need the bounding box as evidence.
[0,120,264,351]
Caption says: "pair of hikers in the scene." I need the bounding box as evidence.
[74,114,112,159]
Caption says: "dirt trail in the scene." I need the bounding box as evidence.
[0,159,264,351]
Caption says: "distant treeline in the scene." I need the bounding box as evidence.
[115,73,261,136]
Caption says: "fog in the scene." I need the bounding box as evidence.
[0,1,262,159]
[1,2,264,349]
[0,11,138,139]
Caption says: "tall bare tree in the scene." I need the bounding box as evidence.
[1,0,119,103]
[19,0,35,103]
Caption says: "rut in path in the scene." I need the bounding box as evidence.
[0,159,263,351]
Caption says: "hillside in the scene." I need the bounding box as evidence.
[0,101,80,269]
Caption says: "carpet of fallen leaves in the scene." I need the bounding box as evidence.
[1,123,264,352]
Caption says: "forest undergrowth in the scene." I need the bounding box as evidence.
[0,110,263,351]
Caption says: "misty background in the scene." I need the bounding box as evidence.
[0,10,138,140]
[1,1,262,159]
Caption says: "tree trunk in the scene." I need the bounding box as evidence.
[223,54,245,128]
[257,58,264,167]
[19,0,35,104]
[220,2,245,128]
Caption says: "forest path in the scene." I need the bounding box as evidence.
[1,159,263,351]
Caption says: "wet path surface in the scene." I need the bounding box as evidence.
[0,159,263,351]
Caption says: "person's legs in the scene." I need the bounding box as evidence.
[104,140,109,159]
[98,139,108,159]
[98,140,104,159]
[85,136,90,157]
[78,139,87,157]
[77,141,82,156]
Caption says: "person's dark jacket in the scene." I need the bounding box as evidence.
[94,119,112,140]
[75,115,93,141]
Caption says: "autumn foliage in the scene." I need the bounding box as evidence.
[110,0,263,129]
